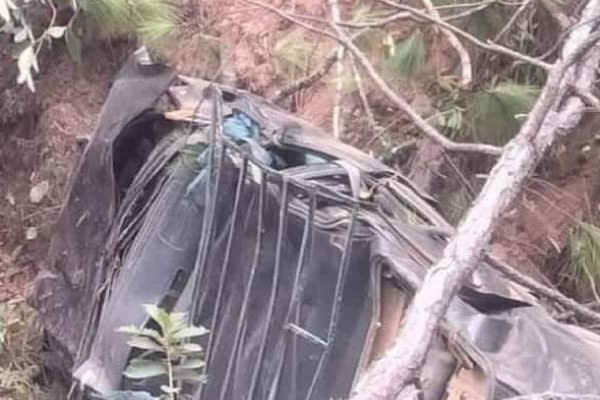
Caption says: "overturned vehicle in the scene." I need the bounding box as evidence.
[33,54,600,400]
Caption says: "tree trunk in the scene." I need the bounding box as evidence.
[350,0,600,398]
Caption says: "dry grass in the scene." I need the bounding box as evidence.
[569,222,600,302]
[0,301,42,400]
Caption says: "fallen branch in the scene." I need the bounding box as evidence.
[253,0,503,156]
[487,256,600,325]
[330,0,345,139]
[350,0,600,397]
[350,54,376,131]
[538,0,572,31]
[270,51,338,103]
[328,21,503,156]
[420,0,472,87]
[270,29,368,103]
[376,0,552,70]
[289,1,493,29]
[493,0,532,43]
[574,86,600,110]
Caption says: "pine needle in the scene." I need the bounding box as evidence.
[273,28,320,79]
[81,0,176,48]
[385,31,426,78]
[468,82,539,144]
[569,222,600,301]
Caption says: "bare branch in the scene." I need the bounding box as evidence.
[327,21,502,156]
[376,0,552,70]
[420,0,472,87]
[252,0,503,156]
[329,0,345,139]
[487,256,600,325]
[289,1,497,28]
[270,54,336,103]
[350,0,600,397]
[574,86,600,110]
[350,54,376,132]
[538,0,572,31]
[493,0,532,43]
[270,29,368,103]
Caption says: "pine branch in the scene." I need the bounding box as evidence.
[376,0,552,70]
[249,0,503,156]
[419,0,472,87]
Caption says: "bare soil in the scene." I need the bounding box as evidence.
[0,44,124,302]
[491,117,600,299]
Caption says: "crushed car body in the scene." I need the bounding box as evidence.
[32,53,600,399]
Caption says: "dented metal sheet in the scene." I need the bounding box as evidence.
[33,54,600,400]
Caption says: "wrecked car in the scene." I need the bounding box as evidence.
[32,53,600,400]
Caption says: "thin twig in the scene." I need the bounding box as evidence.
[442,152,475,198]
[270,29,368,103]
[327,21,503,156]
[252,0,503,156]
[350,54,376,131]
[538,0,572,31]
[487,256,600,325]
[493,0,532,43]
[575,86,600,110]
[329,0,345,139]
[289,1,499,28]
[376,0,552,70]
[290,10,417,28]
[442,2,492,21]
[420,0,473,87]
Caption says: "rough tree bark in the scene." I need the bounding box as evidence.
[350,0,600,398]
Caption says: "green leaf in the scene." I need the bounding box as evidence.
[386,31,426,78]
[168,312,187,334]
[47,26,67,38]
[123,359,167,379]
[173,343,203,354]
[173,369,207,383]
[175,358,205,370]
[143,304,171,333]
[172,326,209,340]
[65,27,82,63]
[160,385,180,395]
[117,325,162,341]
[468,82,539,144]
[127,336,163,351]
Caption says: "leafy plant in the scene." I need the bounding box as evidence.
[569,222,600,301]
[273,28,321,80]
[1,0,69,91]
[0,0,176,91]
[385,31,426,78]
[117,305,208,400]
[467,82,539,144]
[80,0,176,47]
